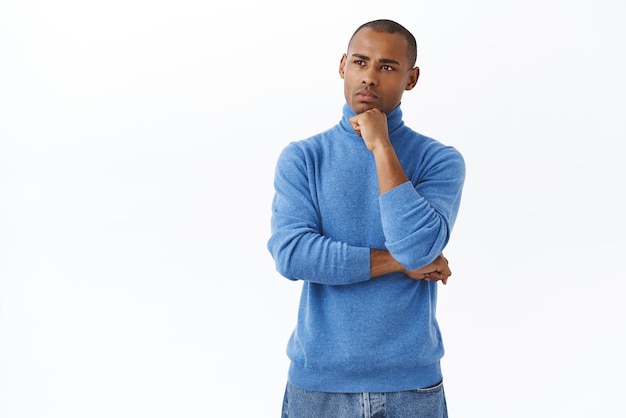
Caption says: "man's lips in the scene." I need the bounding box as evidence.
[356,89,378,102]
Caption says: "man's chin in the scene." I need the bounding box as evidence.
[353,103,379,114]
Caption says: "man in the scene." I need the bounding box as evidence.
[268,19,465,417]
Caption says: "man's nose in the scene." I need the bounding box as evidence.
[362,68,377,86]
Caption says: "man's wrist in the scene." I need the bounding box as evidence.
[370,249,402,278]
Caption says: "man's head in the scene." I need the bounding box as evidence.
[339,19,420,115]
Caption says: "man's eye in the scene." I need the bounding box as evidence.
[382,65,394,71]
[354,60,365,66]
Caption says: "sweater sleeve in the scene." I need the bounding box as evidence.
[379,145,465,270]
[267,143,371,285]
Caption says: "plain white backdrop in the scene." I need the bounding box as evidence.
[1,0,625,416]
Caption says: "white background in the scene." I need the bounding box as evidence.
[1,0,624,416]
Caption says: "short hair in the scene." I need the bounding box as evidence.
[348,19,418,68]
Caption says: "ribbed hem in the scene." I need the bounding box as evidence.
[287,360,442,393]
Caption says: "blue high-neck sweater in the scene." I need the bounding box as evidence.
[268,103,465,393]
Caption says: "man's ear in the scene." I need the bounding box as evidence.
[405,66,420,90]
[339,54,347,79]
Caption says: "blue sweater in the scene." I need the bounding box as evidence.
[268,103,465,393]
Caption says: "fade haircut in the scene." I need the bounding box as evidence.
[348,19,418,68]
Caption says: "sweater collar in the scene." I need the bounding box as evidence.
[339,103,405,135]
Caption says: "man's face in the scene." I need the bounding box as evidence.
[339,28,419,115]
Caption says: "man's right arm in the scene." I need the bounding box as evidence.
[268,143,372,286]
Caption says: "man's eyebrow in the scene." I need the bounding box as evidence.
[379,58,401,65]
[351,53,369,60]
[350,53,400,65]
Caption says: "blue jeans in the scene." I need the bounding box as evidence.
[281,381,448,418]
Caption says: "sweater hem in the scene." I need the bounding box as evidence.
[287,361,442,393]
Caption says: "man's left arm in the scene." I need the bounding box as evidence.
[350,108,465,271]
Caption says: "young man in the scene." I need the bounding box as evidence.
[268,19,465,417]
